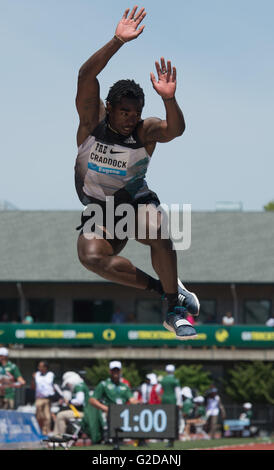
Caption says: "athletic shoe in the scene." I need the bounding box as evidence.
[177,278,200,317]
[163,306,197,340]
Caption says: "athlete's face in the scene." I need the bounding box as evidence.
[107,97,143,136]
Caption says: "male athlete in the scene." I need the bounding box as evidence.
[74,6,200,339]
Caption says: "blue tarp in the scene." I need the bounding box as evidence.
[0,410,44,449]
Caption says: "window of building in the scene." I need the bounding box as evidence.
[199,300,217,324]
[244,300,271,324]
[27,299,54,322]
[135,299,162,323]
[73,300,114,323]
[0,298,19,322]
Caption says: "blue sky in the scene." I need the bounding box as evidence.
[0,0,273,211]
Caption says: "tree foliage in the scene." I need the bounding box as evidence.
[153,364,213,394]
[263,200,274,211]
[223,361,274,404]
[84,360,141,389]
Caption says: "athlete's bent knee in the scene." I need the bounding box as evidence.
[78,251,105,273]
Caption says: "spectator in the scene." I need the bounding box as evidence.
[181,386,194,416]
[193,395,206,420]
[137,372,161,447]
[159,364,182,447]
[191,396,209,439]
[22,312,34,324]
[266,314,274,327]
[0,347,26,409]
[140,373,161,404]
[222,311,235,326]
[120,375,131,387]
[239,402,253,421]
[111,308,126,324]
[180,386,194,440]
[89,361,138,444]
[52,371,90,437]
[89,361,137,412]
[139,374,152,404]
[159,365,182,406]
[204,387,226,439]
[148,374,162,404]
[31,361,55,436]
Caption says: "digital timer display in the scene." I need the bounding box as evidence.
[108,404,178,439]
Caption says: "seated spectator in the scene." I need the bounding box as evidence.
[266,314,274,327]
[239,402,253,420]
[111,308,125,324]
[52,372,90,437]
[22,312,34,324]
[193,395,206,420]
[222,311,235,326]
[180,386,194,440]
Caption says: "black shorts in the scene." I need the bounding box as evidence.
[76,188,161,237]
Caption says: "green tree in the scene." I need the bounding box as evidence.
[223,361,274,404]
[84,360,141,389]
[153,364,212,394]
[84,360,109,387]
[122,362,141,389]
[263,200,274,211]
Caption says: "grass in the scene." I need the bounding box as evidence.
[68,435,274,451]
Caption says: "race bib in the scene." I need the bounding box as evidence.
[88,141,130,177]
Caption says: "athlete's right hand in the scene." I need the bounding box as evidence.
[115,6,146,42]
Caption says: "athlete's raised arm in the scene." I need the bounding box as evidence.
[76,6,146,147]
[142,57,186,144]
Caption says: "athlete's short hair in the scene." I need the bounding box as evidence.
[106,79,145,108]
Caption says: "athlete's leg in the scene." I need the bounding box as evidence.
[135,204,177,294]
[135,204,197,340]
[77,232,159,290]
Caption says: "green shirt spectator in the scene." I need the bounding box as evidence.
[159,364,182,406]
[239,402,253,420]
[181,386,194,418]
[89,360,137,413]
[71,382,90,409]
[0,361,21,399]
[182,397,194,417]
[193,396,206,419]
[0,347,26,409]
[92,377,132,405]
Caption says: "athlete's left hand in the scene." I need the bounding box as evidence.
[150,57,177,100]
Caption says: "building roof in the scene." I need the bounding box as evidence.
[0,210,273,283]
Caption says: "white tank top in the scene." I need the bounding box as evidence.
[75,119,152,204]
[35,371,55,399]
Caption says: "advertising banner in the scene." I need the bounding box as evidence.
[0,323,273,348]
[0,410,43,449]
